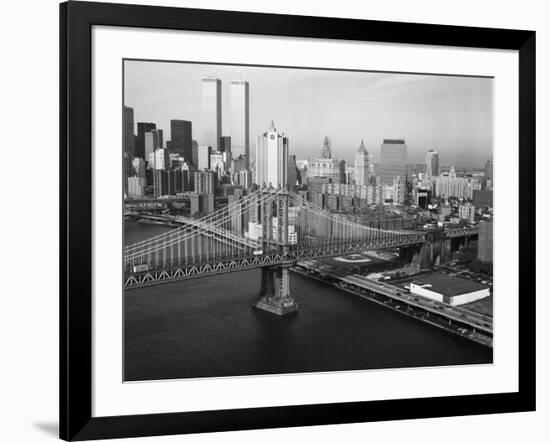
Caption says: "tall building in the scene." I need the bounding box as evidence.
[153,169,168,197]
[219,136,232,155]
[354,139,370,186]
[308,158,346,184]
[144,129,163,161]
[194,170,215,194]
[237,169,252,189]
[148,148,170,170]
[478,220,493,263]
[425,149,440,177]
[127,176,146,199]
[458,203,476,223]
[321,136,332,159]
[484,159,493,190]
[230,80,249,167]
[434,167,477,199]
[135,122,156,159]
[123,106,135,157]
[132,157,146,178]
[198,145,212,170]
[255,121,289,188]
[380,139,407,186]
[191,140,199,167]
[170,120,192,161]
[201,78,222,149]
[287,155,299,188]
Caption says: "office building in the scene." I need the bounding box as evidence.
[194,170,215,194]
[135,122,156,159]
[354,139,370,186]
[127,176,146,199]
[230,80,249,167]
[219,136,231,155]
[148,148,170,170]
[166,168,189,195]
[434,167,477,199]
[458,202,476,223]
[485,159,493,189]
[473,189,493,208]
[321,136,332,159]
[255,121,289,188]
[144,131,162,161]
[287,155,299,188]
[198,145,212,170]
[191,140,199,167]
[237,168,252,189]
[170,120,192,161]
[308,158,345,185]
[201,78,222,149]
[153,169,168,197]
[478,220,493,263]
[380,139,407,186]
[132,157,146,178]
[232,156,246,174]
[425,149,440,177]
[123,106,135,157]
[210,151,230,175]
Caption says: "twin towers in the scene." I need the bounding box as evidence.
[201,78,250,168]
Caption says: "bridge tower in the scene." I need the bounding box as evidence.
[254,190,299,315]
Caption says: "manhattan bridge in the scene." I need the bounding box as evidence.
[124,189,477,315]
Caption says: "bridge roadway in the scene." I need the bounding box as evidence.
[124,212,479,289]
[294,262,492,339]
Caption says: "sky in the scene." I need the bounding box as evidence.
[124,60,493,168]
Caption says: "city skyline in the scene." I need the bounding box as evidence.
[124,59,493,167]
[123,59,495,383]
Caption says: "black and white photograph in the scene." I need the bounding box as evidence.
[122,60,494,382]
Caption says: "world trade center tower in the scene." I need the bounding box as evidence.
[201,77,222,149]
[230,80,250,168]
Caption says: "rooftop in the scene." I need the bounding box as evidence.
[411,273,487,297]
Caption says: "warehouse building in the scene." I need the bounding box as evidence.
[409,274,490,306]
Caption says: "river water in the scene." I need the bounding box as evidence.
[124,222,492,381]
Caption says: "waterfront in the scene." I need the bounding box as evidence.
[124,222,492,381]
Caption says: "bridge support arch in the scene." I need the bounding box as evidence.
[254,264,298,316]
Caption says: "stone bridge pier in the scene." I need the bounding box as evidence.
[254,263,299,316]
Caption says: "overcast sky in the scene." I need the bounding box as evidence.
[124,60,493,168]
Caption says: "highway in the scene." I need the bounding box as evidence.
[294,261,493,347]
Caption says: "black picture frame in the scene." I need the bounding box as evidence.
[60,1,536,440]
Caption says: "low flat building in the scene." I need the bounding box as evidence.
[409,273,490,306]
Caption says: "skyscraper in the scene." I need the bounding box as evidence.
[123,106,135,194]
[425,149,440,177]
[287,155,299,188]
[230,81,250,167]
[255,121,289,188]
[123,106,135,157]
[219,136,232,155]
[354,139,369,186]
[198,145,212,170]
[380,139,407,186]
[170,120,192,161]
[484,159,493,190]
[135,122,156,159]
[478,220,493,263]
[201,78,222,149]
[321,136,332,159]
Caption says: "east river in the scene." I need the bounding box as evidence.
[124,221,492,381]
